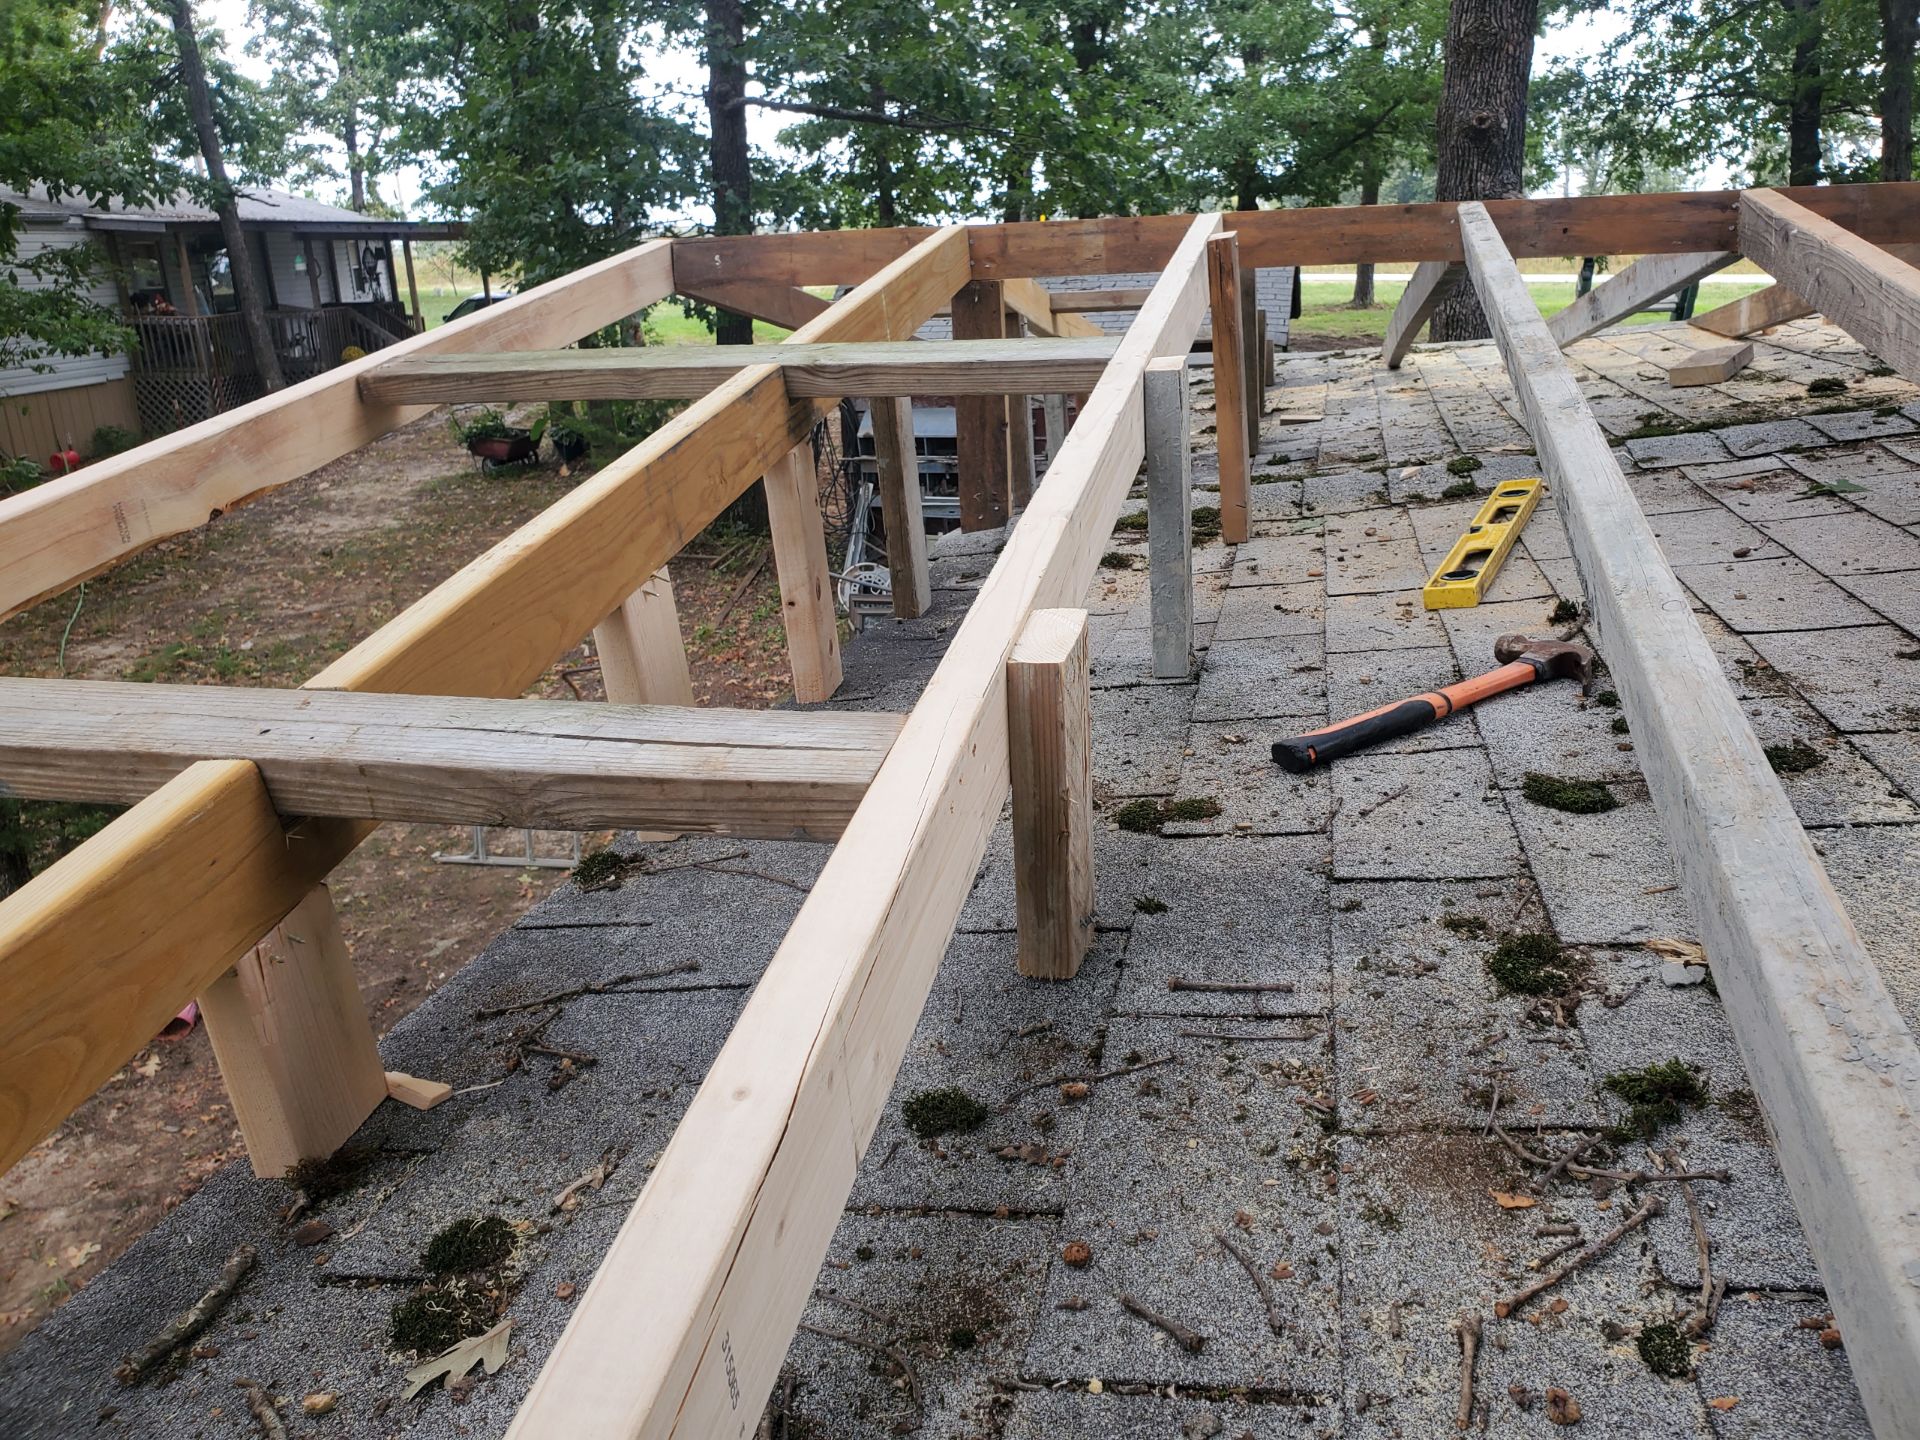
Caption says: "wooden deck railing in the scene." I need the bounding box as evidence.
[1,186,1919,1437]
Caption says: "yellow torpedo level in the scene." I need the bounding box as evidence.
[1421,478,1546,610]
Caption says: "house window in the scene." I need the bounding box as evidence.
[122,239,168,308]
[204,247,237,312]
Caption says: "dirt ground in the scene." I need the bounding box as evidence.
[0,407,797,1350]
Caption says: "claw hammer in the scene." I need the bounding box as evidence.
[1271,634,1595,773]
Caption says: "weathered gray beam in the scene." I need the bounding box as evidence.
[1143,356,1193,680]
[1382,260,1463,368]
[360,337,1120,405]
[1459,198,1920,1440]
[1048,286,1154,312]
[0,679,903,841]
[1545,250,1737,347]
[1739,190,1920,380]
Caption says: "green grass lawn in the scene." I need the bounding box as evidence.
[1289,278,1772,341]
[415,285,794,342]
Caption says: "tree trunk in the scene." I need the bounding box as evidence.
[167,0,285,391]
[1882,0,1917,179]
[1431,0,1539,341]
[1785,0,1825,186]
[1351,171,1381,306]
[705,0,754,347]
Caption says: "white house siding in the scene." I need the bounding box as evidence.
[262,231,324,308]
[316,237,394,305]
[0,221,131,399]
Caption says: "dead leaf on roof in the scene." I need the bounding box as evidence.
[403,1319,513,1401]
[1488,1190,1537,1210]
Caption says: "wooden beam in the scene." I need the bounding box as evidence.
[1383,260,1463,368]
[869,397,930,618]
[1458,199,1920,1440]
[667,184,1920,283]
[1666,339,1754,387]
[199,885,388,1178]
[1546,250,1738,347]
[673,278,832,332]
[1144,356,1193,680]
[0,229,969,1182]
[1008,609,1094,981]
[0,239,679,623]
[595,568,695,708]
[999,277,1104,339]
[763,443,843,703]
[1049,286,1154,312]
[1687,282,1814,338]
[0,678,903,838]
[505,210,1223,1440]
[1206,232,1252,545]
[360,338,1120,405]
[952,280,1013,530]
[1739,189,1920,380]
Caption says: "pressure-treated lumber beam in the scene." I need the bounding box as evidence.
[1458,199,1920,1440]
[1383,261,1464,368]
[359,338,1121,405]
[1008,609,1094,981]
[1206,232,1252,545]
[1050,286,1153,312]
[1000,277,1104,339]
[763,443,843,702]
[868,396,931,617]
[1687,281,1814,338]
[0,239,677,623]
[1739,189,1920,380]
[0,678,901,838]
[673,278,832,331]
[952,280,1014,530]
[1666,339,1753,388]
[1545,250,1737,347]
[668,184,1920,284]
[594,568,695,708]
[505,208,1223,1440]
[0,227,969,1182]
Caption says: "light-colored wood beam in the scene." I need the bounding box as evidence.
[1049,286,1154,312]
[505,210,1224,1440]
[999,276,1104,338]
[360,337,1121,406]
[0,678,903,838]
[868,396,930,618]
[594,568,695,708]
[1739,190,1920,380]
[1666,340,1753,387]
[763,443,844,703]
[1382,260,1463,368]
[1546,250,1738,348]
[0,238,678,623]
[673,278,832,332]
[952,280,1013,530]
[1459,199,1920,1440]
[1687,281,1814,338]
[1206,232,1252,545]
[1008,608,1094,981]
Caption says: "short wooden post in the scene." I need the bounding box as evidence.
[1010,395,1038,511]
[1207,233,1252,545]
[1264,330,1277,388]
[1145,357,1194,679]
[1008,608,1094,981]
[1043,394,1070,470]
[594,567,695,706]
[1240,267,1261,453]
[199,885,388,1178]
[951,280,1012,530]
[869,396,931,618]
[764,442,843,703]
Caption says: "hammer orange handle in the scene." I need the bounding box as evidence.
[1271,660,1538,773]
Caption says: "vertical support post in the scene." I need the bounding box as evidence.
[401,236,423,331]
[1145,357,1194,680]
[1008,608,1094,981]
[764,442,843,703]
[1207,232,1251,545]
[303,235,324,310]
[1043,394,1070,470]
[1240,265,1261,454]
[869,396,931,618]
[199,885,388,1178]
[951,279,1011,530]
[175,230,199,317]
[594,567,694,706]
[1010,395,1038,511]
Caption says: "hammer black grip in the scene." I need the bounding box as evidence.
[1271,697,1444,774]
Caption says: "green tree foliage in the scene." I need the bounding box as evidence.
[246,0,395,209]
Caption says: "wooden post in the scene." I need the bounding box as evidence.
[868,396,931,618]
[401,236,424,331]
[1008,608,1094,981]
[174,230,199,317]
[1010,395,1037,511]
[1043,394,1070,470]
[1206,232,1251,544]
[1241,268,1261,453]
[764,442,843,703]
[593,567,694,706]
[303,235,325,310]
[198,885,387,1178]
[1144,357,1193,679]
[951,279,1011,530]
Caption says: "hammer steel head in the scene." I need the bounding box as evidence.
[1493,633,1596,691]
